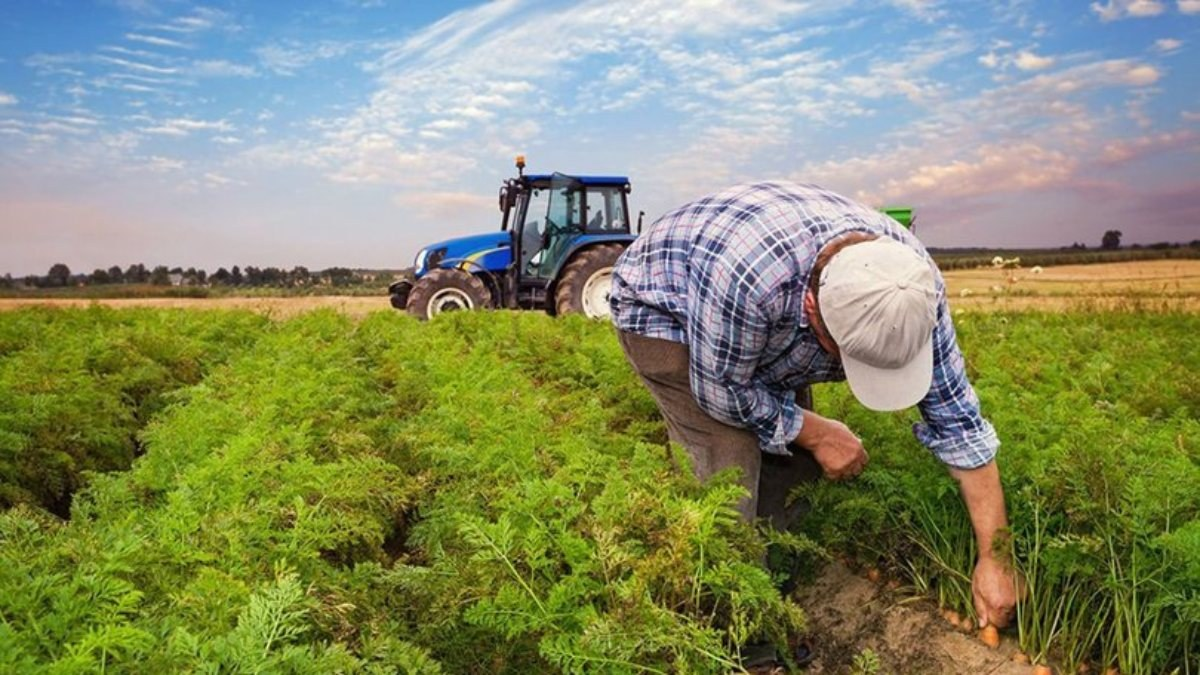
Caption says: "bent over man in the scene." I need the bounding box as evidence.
[609,181,1020,629]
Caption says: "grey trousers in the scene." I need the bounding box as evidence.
[617,330,821,525]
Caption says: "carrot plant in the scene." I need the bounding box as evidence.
[0,307,268,514]
[1,309,805,673]
[796,310,1199,673]
[1,307,1194,672]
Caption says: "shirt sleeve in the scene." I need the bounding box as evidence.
[913,284,1000,469]
[684,250,803,455]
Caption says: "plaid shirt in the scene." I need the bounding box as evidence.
[610,181,998,469]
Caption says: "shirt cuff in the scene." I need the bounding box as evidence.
[760,395,804,456]
[912,421,999,469]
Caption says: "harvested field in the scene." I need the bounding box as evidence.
[943,259,1200,311]
[2,260,1197,315]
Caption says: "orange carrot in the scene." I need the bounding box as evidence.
[979,624,1000,649]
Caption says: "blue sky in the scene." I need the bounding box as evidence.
[1,0,1198,276]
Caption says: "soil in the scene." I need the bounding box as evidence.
[792,562,1032,674]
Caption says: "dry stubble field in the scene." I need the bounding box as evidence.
[1,259,1197,316]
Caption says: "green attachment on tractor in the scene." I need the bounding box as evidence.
[880,206,915,230]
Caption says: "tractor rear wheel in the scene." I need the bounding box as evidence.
[554,244,625,319]
[406,269,492,320]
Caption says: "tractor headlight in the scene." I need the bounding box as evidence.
[414,249,429,271]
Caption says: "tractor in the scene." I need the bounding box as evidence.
[391,156,638,320]
[390,156,918,320]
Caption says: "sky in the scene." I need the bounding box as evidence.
[1,0,1198,276]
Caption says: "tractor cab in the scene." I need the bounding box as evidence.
[499,161,634,311]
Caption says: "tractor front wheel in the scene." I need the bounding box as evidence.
[406,269,492,320]
[555,244,625,319]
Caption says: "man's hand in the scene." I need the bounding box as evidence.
[972,554,1023,628]
[795,411,867,480]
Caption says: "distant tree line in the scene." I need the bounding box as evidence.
[0,263,383,290]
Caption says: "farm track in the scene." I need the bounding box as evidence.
[2,260,1198,315]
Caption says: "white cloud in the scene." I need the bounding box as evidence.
[191,59,256,77]
[213,135,243,145]
[142,118,235,136]
[125,32,189,49]
[1180,0,1200,13]
[0,92,16,106]
[887,0,945,20]
[979,52,1000,68]
[142,155,185,172]
[1020,59,1159,93]
[1101,130,1198,164]
[1014,50,1055,71]
[1183,110,1200,122]
[1090,0,1165,21]
[202,171,241,187]
[255,41,353,75]
[392,190,494,221]
[152,8,233,34]
[96,55,178,74]
[1153,38,1183,53]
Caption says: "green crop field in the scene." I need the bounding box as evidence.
[1,307,1196,673]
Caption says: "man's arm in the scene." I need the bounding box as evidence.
[950,461,1020,627]
[915,283,1020,626]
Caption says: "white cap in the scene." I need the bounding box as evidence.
[818,238,938,411]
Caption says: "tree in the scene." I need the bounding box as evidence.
[107,266,124,283]
[90,268,111,285]
[212,267,231,285]
[47,263,72,288]
[150,265,171,286]
[0,274,13,289]
[125,264,149,283]
[230,265,243,286]
[1101,230,1122,250]
[289,266,310,287]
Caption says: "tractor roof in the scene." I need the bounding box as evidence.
[525,174,629,186]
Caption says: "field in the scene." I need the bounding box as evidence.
[0,262,1197,673]
[4,260,1198,317]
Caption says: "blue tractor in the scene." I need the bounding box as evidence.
[391,156,639,320]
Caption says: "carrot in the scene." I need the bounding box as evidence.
[978,624,1000,649]
[866,567,881,583]
[943,609,961,626]
[1012,651,1030,664]
[1033,665,1054,675]
[960,616,974,632]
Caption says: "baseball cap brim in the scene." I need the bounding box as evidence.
[840,336,934,411]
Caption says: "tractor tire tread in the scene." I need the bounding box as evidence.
[555,244,625,318]
[406,268,492,320]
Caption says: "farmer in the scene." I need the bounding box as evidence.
[609,181,1021,631]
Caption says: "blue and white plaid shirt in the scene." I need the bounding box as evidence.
[610,181,998,469]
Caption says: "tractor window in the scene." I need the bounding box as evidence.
[584,187,629,233]
[520,188,551,272]
[546,182,582,233]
